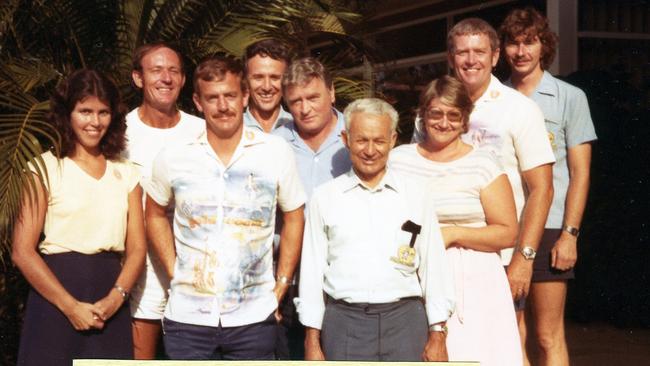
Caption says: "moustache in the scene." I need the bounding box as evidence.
[210,112,237,119]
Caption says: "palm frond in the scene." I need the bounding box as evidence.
[0,0,20,42]
[333,76,372,104]
[0,59,59,258]
[0,58,61,93]
[0,99,56,256]
[146,0,205,43]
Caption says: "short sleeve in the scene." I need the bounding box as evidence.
[511,100,556,171]
[566,89,597,148]
[124,160,141,191]
[145,148,172,206]
[27,151,60,195]
[276,140,306,212]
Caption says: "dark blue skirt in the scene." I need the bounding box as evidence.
[17,251,133,366]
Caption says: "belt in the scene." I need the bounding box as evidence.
[326,295,422,313]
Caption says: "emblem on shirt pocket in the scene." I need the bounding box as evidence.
[548,131,556,150]
[390,220,421,268]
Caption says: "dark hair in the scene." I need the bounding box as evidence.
[193,54,246,95]
[499,7,558,69]
[418,75,474,134]
[282,57,332,93]
[132,41,184,73]
[49,69,127,160]
[243,39,291,73]
[448,17,500,53]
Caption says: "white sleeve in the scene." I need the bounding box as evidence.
[145,148,172,207]
[511,100,556,172]
[417,189,455,325]
[276,140,306,212]
[294,189,328,329]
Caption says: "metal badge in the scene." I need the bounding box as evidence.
[390,220,422,267]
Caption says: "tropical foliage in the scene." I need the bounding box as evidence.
[0,0,370,259]
[0,1,370,364]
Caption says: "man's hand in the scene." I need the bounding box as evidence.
[552,233,577,271]
[304,327,326,361]
[422,332,448,362]
[507,254,533,301]
[272,279,290,323]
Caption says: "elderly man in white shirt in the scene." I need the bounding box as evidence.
[296,98,455,362]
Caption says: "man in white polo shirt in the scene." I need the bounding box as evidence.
[145,55,305,360]
[124,41,203,359]
[444,17,555,350]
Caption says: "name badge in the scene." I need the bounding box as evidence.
[390,220,421,267]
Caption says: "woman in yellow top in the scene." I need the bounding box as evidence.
[12,69,146,366]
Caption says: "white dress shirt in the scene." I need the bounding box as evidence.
[296,169,455,330]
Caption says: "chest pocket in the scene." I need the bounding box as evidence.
[544,117,563,152]
[223,171,276,228]
[390,222,420,276]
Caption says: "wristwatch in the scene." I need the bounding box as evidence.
[429,323,448,335]
[563,225,580,237]
[519,246,537,260]
[113,285,129,300]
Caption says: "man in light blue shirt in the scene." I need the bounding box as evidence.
[271,57,352,359]
[501,8,597,366]
[243,39,293,132]
[273,57,351,198]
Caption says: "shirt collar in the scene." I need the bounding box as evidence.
[195,125,266,148]
[475,74,505,105]
[244,106,292,131]
[340,168,399,193]
[504,70,556,98]
[534,70,557,97]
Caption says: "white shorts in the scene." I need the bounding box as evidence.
[130,251,169,320]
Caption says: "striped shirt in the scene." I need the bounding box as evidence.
[388,144,504,229]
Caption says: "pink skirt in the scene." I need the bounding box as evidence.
[445,247,522,366]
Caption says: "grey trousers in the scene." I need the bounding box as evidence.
[321,297,428,361]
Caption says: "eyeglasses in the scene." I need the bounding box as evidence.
[424,109,464,124]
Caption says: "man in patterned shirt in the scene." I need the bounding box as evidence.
[145,55,305,360]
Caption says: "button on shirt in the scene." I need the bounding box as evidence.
[243,106,293,132]
[146,127,306,327]
[296,169,455,330]
[272,108,351,198]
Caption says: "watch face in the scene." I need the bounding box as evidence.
[522,247,536,259]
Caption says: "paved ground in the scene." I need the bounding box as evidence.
[565,320,650,365]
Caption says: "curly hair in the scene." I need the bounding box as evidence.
[499,7,558,70]
[49,69,127,160]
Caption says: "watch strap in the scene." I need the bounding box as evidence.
[429,324,448,335]
[563,225,580,237]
